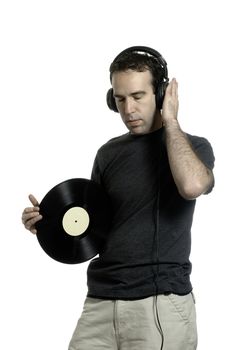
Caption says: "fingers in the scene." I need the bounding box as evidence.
[171,78,178,98]
[26,214,42,233]
[22,211,43,234]
[166,78,178,95]
[22,210,40,222]
[164,78,178,105]
[22,194,42,234]
[162,78,179,123]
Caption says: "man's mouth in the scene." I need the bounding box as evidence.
[127,119,142,127]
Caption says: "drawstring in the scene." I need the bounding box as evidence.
[113,300,120,350]
[153,296,164,350]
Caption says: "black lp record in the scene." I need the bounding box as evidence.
[35,178,112,264]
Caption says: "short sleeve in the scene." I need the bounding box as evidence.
[188,135,215,194]
[190,136,215,170]
[91,153,102,185]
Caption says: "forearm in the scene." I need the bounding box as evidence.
[164,120,214,200]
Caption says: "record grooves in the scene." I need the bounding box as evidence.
[36,178,112,264]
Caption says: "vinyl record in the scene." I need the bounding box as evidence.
[35,178,112,264]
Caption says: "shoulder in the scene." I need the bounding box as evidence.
[186,133,212,148]
[97,132,131,154]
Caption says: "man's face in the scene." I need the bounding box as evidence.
[112,69,159,135]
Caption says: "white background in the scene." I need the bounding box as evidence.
[0,0,233,349]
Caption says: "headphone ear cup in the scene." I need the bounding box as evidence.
[106,88,119,113]
[156,81,169,110]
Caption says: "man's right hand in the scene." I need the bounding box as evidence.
[21,194,42,234]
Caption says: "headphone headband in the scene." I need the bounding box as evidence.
[111,46,168,82]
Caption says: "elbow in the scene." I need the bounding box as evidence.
[178,176,214,200]
[178,183,204,200]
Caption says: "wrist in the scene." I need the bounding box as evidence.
[163,119,180,130]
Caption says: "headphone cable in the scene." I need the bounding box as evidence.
[151,129,165,349]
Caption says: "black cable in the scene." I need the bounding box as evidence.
[151,129,165,349]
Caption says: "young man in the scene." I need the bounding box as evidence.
[22,47,215,349]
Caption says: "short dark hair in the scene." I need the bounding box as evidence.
[109,52,165,92]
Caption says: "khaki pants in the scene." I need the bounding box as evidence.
[68,293,197,350]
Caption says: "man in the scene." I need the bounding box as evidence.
[22,47,215,349]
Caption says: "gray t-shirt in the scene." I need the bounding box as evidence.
[87,127,215,300]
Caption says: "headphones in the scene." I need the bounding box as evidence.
[106,46,169,112]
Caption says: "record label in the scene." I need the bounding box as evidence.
[62,207,90,236]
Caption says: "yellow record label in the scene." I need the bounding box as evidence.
[62,207,90,236]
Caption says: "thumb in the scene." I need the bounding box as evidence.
[28,194,40,207]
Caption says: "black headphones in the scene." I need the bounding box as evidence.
[106,46,169,112]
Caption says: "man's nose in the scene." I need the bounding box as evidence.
[124,98,135,115]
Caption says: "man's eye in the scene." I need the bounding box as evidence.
[116,98,125,103]
[133,93,144,100]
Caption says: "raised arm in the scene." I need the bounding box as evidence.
[162,78,214,200]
